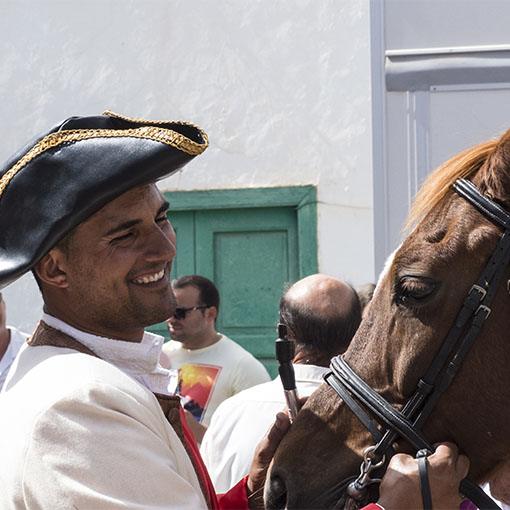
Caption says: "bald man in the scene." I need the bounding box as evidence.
[201,274,362,492]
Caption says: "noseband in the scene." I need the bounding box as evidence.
[325,179,506,510]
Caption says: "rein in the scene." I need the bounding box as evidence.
[325,178,506,510]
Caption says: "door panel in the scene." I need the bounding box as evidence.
[195,207,299,376]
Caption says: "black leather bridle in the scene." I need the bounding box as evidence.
[325,178,507,510]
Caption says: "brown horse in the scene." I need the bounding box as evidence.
[265,131,510,509]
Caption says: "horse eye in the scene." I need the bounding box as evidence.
[397,277,436,306]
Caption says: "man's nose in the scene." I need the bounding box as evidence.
[145,224,176,263]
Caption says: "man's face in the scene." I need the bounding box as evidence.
[53,183,177,340]
[166,285,211,343]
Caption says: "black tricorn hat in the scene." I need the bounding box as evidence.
[0,110,208,290]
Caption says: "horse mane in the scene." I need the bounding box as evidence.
[405,139,499,233]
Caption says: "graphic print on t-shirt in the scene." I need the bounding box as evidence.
[176,363,222,422]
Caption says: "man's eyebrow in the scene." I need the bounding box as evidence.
[105,201,170,237]
[105,220,141,237]
[158,201,170,215]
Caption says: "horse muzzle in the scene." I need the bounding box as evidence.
[264,465,368,510]
[264,467,289,510]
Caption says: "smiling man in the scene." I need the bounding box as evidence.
[0,111,286,510]
[38,185,177,341]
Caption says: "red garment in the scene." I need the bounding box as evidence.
[362,502,471,509]
[218,477,251,510]
[179,406,250,509]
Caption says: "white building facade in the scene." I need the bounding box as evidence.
[1,0,509,342]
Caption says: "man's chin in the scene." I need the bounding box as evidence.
[169,332,184,343]
[138,305,176,329]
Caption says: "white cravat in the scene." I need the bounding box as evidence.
[41,312,178,395]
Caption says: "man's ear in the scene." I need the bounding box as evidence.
[206,306,218,321]
[33,249,69,289]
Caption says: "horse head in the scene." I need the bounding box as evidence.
[265,131,510,509]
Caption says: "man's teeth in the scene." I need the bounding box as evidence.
[134,269,165,284]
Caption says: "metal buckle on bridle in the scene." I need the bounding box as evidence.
[476,304,491,319]
[345,446,385,507]
[470,284,487,300]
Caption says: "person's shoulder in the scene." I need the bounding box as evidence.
[161,340,181,355]
[1,345,162,436]
[293,363,329,381]
[210,389,242,417]
[9,344,152,401]
[223,377,279,403]
[215,335,270,380]
[8,326,30,347]
[207,378,280,428]
[217,335,259,360]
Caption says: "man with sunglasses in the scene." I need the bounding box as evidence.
[162,275,270,434]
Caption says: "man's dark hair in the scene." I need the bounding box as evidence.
[279,284,361,358]
[172,275,220,312]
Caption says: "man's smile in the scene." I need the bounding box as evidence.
[132,268,166,285]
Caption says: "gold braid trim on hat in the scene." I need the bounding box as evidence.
[0,121,209,199]
[103,110,207,133]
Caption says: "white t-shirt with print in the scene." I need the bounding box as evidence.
[162,334,270,426]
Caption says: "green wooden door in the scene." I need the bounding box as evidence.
[195,207,298,376]
[148,187,317,377]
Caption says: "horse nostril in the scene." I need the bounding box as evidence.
[265,474,288,510]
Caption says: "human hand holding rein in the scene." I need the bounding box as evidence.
[247,411,291,509]
[377,442,470,510]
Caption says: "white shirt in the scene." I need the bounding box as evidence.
[41,312,178,395]
[200,363,328,492]
[163,334,270,425]
[0,327,29,391]
[483,482,510,509]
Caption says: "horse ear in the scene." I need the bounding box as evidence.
[479,129,510,207]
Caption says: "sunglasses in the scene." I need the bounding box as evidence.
[173,305,210,320]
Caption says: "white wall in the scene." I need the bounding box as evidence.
[0,0,374,333]
[376,0,510,272]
